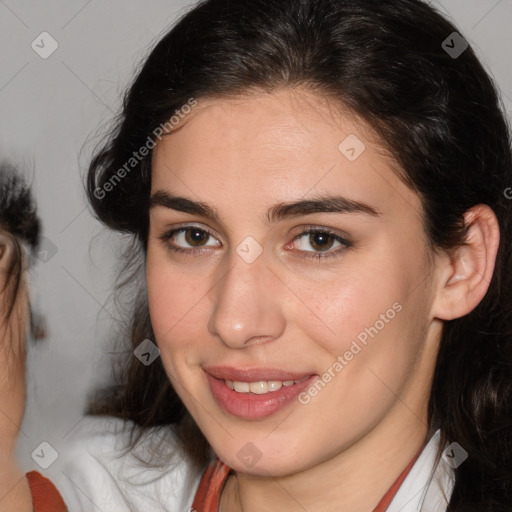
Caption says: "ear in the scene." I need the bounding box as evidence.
[0,231,16,282]
[432,204,500,321]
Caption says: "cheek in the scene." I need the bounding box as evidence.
[287,258,406,352]
[145,256,205,371]
[146,246,208,335]
[287,250,427,390]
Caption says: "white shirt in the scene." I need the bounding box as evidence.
[52,416,455,512]
[387,429,455,512]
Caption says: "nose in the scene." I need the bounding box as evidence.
[207,250,286,349]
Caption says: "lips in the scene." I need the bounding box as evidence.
[204,366,317,419]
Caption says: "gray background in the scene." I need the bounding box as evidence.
[0,0,510,482]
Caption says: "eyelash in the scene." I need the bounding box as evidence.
[158,225,353,260]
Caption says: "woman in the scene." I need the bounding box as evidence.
[0,163,61,511]
[3,0,512,510]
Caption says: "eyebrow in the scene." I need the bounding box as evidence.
[149,190,381,224]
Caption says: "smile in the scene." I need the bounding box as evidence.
[225,376,309,394]
[204,367,317,419]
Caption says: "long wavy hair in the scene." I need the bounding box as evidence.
[85,0,512,508]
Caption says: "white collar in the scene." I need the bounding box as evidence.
[387,430,455,512]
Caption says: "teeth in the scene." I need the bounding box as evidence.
[233,381,250,393]
[226,378,304,394]
[267,381,283,392]
[249,381,268,394]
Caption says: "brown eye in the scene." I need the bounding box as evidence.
[160,225,221,253]
[184,228,210,246]
[290,228,353,260]
[308,232,335,252]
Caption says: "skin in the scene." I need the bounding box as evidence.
[0,88,499,511]
[146,88,499,512]
[0,233,32,512]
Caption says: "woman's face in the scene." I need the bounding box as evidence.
[147,88,443,475]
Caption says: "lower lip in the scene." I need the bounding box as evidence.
[206,373,317,420]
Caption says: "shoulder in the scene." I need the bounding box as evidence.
[52,415,204,512]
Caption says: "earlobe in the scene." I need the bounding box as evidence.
[432,204,500,321]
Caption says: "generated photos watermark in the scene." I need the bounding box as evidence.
[93,97,198,200]
[298,301,403,405]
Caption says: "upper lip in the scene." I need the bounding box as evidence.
[204,366,315,382]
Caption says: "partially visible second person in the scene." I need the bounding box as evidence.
[0,162,41,512]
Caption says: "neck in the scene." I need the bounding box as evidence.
[219,412,430,512]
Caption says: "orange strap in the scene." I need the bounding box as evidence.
[25,471,68,512]
[372,447,422,512]
[191,458,232,511]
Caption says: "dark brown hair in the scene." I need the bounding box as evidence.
[0,162,40,326]
[86,0,512,508]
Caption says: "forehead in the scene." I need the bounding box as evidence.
[151,88,421,221]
